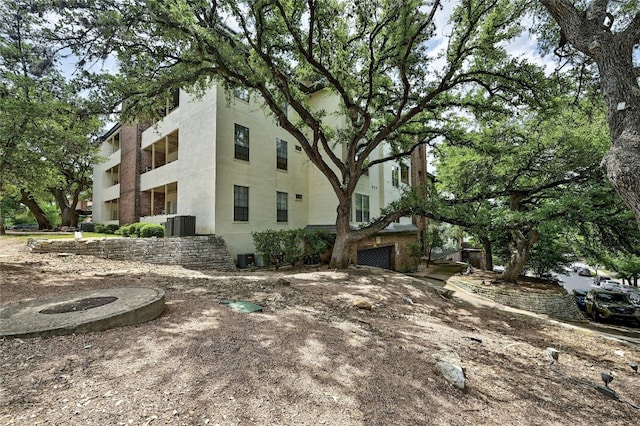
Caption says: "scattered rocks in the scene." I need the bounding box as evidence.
[433,350,466,389]
[275,278,291,286]
[352,299,372,310]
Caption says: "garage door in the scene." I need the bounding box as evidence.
[357,246,392,270]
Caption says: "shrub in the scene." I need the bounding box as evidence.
[97,224,120,234]
[115,222,151,237]
[115,224,131,236]
[252,229,282,268]
[129,222,147,237]
[252,229,336,268]
[302,229,334,263]
[281,229,304,266]
[140,223,165,238]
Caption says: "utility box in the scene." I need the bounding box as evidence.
[80,222,95,232]
[165,217,175,237]
[237,253,255,269]
[166,215,196,237]
[174,215,196,237]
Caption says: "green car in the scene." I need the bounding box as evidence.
[585,289,640,327]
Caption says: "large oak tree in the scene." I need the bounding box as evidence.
[0,0,101,232]
[55,0,549,268]
[431,102,638,282]
[538,0,640,227]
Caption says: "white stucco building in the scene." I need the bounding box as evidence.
[93,85,427,270]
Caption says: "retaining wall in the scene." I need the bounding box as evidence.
[27,236,236,270]
[448,277,585,321]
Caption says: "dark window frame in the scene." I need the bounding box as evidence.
[234,185,249,222]
[234,124,249,161]
[355,193,370,223]
[276,139,288,170]
[276,191,288,222]
[391,166,399,187]
[400,164,409,185]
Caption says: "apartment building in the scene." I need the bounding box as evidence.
[93,85,429,271]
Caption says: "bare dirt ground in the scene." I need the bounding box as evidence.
[1,237,639,425]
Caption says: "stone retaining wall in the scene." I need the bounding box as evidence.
[27,236,236,270]
[448,277,585,321]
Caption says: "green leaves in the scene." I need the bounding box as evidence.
[0,0,102,228]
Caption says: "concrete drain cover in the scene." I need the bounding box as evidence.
[0,287,165,338]
[39,296,119,314]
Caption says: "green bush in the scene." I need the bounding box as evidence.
[115,224,131,236]
[129,222,147,237]
[252,229,283,268]
[252,228,335,268]
[281,229,304,266]
[115,222,151,237]
[96,224,120,234]
[302,229,334,263]
[140,223,165,238]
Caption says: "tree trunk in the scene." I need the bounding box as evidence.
[329,204,354,269]
[0,195,5,236]
[51,188,78,227]
[481,235,493,271]
[19,189,52,230]
[540,0,640,227]
[501,229,539,283]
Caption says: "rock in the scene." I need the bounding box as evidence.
[433,350,466,389]
[352,299,372,310]
[276,278,291,286]
[546,347,560,365]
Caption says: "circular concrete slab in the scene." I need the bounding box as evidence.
[0,287,165,338]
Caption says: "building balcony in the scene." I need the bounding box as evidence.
[103,184,120,202]
[140,160,179,192]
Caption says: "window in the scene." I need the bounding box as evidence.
[168,88,180,112]
[234,124,249,161]
[235,88,249,102]
[276,139,288,170]
[400,164,409,185]
[277,191,288,222]
[392,166,399,187]
[355,193,370,223]
[234,185,249,221]
[276,101,288,126]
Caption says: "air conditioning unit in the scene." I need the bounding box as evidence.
[237,253,255,269]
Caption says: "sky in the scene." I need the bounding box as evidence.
[46,0,624,142]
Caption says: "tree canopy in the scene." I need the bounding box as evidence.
[536,0,640,227]
[430,99,639,282]
[0,0,101,231]
[53,0,553,267]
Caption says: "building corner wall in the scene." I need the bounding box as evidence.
[118,124,144,225]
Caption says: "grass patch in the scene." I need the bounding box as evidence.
[1,232,121,241]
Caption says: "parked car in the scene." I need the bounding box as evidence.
[574,266,592,277]
[585,289,640,326]
[599,280,622,292]
[572,289,588,311]
[593,275,611,285]
[11,224,38,231]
